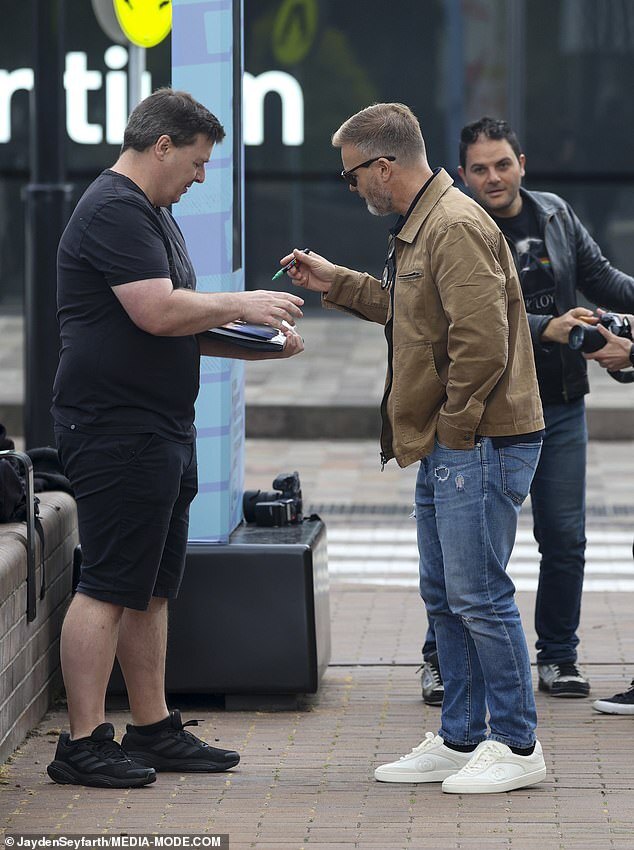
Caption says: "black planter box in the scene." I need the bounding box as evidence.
[165,518,330,697]
[109,518,330,702]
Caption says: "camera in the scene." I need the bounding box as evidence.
[243,471,303,527]
[568,312,632,353]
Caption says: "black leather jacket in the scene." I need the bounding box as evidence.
[508,188,634,401]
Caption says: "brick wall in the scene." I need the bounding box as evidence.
[0,492,77,764]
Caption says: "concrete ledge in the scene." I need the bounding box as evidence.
[2,402,632,443]
[246,404,382,440]
[0,492,77,764]
[247,403,633,441]
[586,407,634,440]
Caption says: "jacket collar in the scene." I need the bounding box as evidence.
[519,186,558,222]
[397,168,455,244]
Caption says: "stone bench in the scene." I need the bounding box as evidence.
[0,491,77,763]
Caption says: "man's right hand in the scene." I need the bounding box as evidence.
[540,307,597,344]
[279,248,336,294]
[584,309,634,370]
[237,289,304,328]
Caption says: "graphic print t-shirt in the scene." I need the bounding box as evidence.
[52,170,200,441]
[492,203,565,403]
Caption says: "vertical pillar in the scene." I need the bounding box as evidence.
[127,43,146,112]
[24,0,72,448]
[172,0,244,542]
[506,0,526,142]
[443,0,465,169]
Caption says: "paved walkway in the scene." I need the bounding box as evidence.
[1,312,634,848]
[1,434,634,848]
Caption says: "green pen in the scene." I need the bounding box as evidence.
[272,247,310,281]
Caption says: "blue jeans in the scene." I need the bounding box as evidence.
[423,399,587,666]
[416,437,541,748]
[532,399,587,664]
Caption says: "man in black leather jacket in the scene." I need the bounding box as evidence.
[588,315,634,713]
[419,116,634,703]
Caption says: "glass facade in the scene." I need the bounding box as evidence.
[244,0,634,306]
[2,0,634,308]
[0,1,170,307]
[244,0,520,304]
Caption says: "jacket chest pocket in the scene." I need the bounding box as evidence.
[394,268,447,342]
[394,269,425,311]
[396,270,424,282]
[394,269,435,333]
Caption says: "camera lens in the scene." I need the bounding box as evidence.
[568,324,606,353]
[243,490,261,523]
[243,489,287,523]
[568,325,585,351]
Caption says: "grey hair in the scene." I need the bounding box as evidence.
[332,103,426,165]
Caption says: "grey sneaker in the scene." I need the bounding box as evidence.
[538,662,590,697]
[421,653,444,706]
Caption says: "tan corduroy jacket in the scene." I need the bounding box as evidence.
[323,168,544,468]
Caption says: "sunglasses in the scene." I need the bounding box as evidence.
[340,155,396,188]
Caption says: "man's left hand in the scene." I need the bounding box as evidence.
[251,324,305,361]
[198,323,304,360]
[540,307,597,344]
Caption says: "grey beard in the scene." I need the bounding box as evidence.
[366,200,392,217]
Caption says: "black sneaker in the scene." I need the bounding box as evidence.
[592,680,634,715]
[47,723,156,788]
[121,710,240,773]
[538,662,590,697]
[420,652,444,706]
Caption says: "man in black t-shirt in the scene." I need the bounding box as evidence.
[48,89,305,789]
[419,117,634,705]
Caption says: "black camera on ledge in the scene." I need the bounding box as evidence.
[568,311,632,353]
[243,471,303,527]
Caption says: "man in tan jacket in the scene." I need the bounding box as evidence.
[281,103,546,795]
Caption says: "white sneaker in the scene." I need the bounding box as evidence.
[442,739,546,794]
[374,732,473,783]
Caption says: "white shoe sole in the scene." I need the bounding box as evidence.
[592,701,634,715]
[442,765,547,794]
[375,766,460,783]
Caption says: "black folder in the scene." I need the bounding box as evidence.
[203,321,286,351]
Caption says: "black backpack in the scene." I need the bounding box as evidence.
[0,458,27,522]
[0,424,26,522]
[0,424,73,519]
[1,426,74,615]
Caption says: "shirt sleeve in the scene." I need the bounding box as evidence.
[322,265,389,324]
[78,197,171,287]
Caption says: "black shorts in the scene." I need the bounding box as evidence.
[56,429,197,610]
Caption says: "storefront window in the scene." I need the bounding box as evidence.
[1,0,634,307]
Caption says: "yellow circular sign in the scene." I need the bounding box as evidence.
[113,0,172,48]
[273,0,318,66]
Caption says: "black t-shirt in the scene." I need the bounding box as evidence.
[492,203,565,404]
[52,169,200,441]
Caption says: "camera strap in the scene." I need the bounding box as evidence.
[608,369,634,384]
